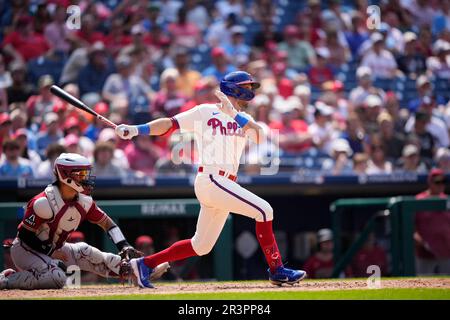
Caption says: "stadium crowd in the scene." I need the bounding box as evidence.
[0,0,450,179]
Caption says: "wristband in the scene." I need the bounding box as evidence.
[137,123,151,135]
[107,226,130,251]
[234,113,249,128]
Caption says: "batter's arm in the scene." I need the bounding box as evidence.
[242,120,266,145]
[115,117,176,139]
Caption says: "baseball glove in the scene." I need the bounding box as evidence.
[118,245,144,260]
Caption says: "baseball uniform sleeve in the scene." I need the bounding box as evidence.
[86,202,108,224]
[173,105,201,134]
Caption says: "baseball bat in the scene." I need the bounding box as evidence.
[50,85,117,129]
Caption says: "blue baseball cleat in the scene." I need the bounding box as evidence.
[130,258,154,288]
[268,266,307,286]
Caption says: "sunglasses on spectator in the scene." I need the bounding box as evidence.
[432,179,446,185]
[371,145,383,151]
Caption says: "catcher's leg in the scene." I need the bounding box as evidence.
[1,239,66,290]
[57,242,122,278]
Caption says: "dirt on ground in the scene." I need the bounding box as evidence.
[1,278,449,299]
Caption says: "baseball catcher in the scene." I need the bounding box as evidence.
[0,153,168,290]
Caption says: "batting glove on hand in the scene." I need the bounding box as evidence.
[115,124,138,140]
[215,90,238,118]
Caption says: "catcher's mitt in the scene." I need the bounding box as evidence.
[118,246,144,260]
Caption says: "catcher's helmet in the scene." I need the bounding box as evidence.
[220,71,260,101]
[54,153,95,194]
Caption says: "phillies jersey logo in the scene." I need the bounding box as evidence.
[207,118,244,137]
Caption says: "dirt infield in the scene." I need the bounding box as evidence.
[1,278,449,299]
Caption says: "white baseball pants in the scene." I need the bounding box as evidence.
[191,173,273,256]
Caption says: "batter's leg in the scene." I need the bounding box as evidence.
[199,174,283,272]
[142,205,229,268]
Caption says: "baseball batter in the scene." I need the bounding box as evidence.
[0,153,168,290]
[115,71,306,288]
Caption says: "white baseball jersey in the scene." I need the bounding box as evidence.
[174,103,251,175]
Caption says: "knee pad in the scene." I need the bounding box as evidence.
[4,266,67,290]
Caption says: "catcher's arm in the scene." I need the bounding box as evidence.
[96,216,143,259]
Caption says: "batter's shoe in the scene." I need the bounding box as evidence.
[268,266,307,286]
[130,258,154,288]
[150,262,170,281]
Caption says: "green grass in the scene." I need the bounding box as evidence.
[68,288,450,300]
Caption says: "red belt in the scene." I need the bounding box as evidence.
[198,166,237,182]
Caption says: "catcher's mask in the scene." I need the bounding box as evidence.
[54,153,95,194]
[220,71,260,101]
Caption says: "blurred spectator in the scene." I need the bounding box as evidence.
[344,12,369,58]
[152,68,188,118]
[350,233,389,277]
[202,47,236,81]
[341,112,366,154]
[407,0,438,28]
[9,108,36,153]
[397,144,428,173]
[2,238,14,270]
[125,135,163,176]
[2,15,50,62]
[59,46,90,86]
[135,235,155,256]
[271,62,294,99]
[407,74,446,114]
[35,143,66,179]
[405,96,449,149]
[407,111,436,163]
[6,61,34,104]
[62,133,82,155]
[352,152,369,175]
[308,47,334,87]
[27,50,67,88]
[216,0,244,19]
[63,117,95,158]
[78,42,114,97]
[325,30,350,68]
[252,15,283,49]
[303,228,334,279]
[185,0,210,32]
[13,128,41,173]
[103,55,154,123]
[308,103,338,155]
[321,138,353,175]
[181,77,217,112]
[97,128,130,170]
[414,168,450,275]
[26,74,58,124]
[43,5,71,53]
[72,14,105,46]
[84,102,110,142]
[397,32,427,79]
[378,111,406,161]
[0,113,11,155]
[349,66,385,108]
[366,134,393,175]
[0,139,33,177]
[104,17,132,57]
[270,98,312,155]
[293,85,314,124]
[297,15,321,47]
[378,21,404,56]
[206,12,237,47]
[278,25,316,71]
[360,32,398,79]
[92,141,126,178]
[36,112,63,158]
[361,95,383,135]
[168,6,202,49]
[223,25,251,66]
[426,40,450,79]
[435,147,450,172]
[173,48,202,97]
[0,54,11,111]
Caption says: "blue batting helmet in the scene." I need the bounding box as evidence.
[220,71,260,101]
